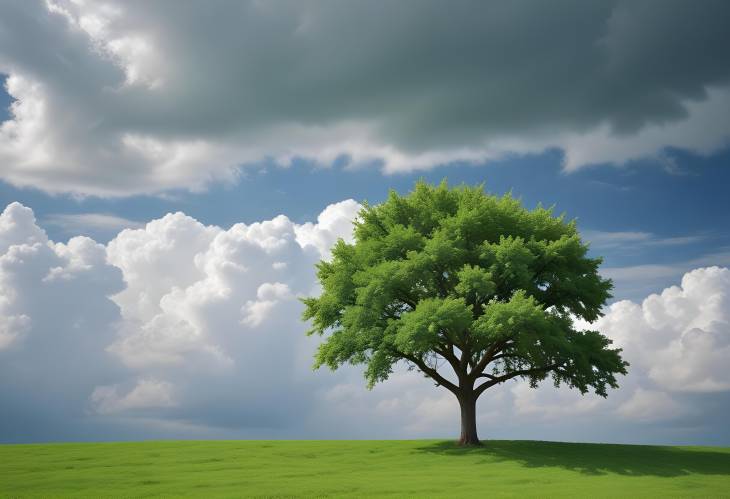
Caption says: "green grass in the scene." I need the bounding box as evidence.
[1,440,729,498]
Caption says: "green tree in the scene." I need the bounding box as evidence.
[302,181,627,445]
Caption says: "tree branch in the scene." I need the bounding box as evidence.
[491,353,518,362]
[433,265,450,298]
[396,291,417,310]
[468,339,510,381]
[400,352,460,394]
[435,345,461,373]
[474,363,561,396]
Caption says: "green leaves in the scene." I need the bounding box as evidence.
[473,291,545,345]
[302,180,624,400]
[454,265,495,308]
[482,236,536,298]
[396,297,472,355]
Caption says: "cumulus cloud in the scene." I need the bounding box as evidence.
[0,1,728,196]
[107,212,222,323]
[600,267,730,393]
[0,202,46,254]
[0,204,123,352]
[294,199,362,257]
[0,199,363,440]
[100,199,363,428]
[0,203,125,441]
[241,282,293,328]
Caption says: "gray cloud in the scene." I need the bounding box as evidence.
[44,213,143,238]
[0,0,728,196]
[0,204,126,441]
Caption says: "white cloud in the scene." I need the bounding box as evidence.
[528,266,729,427]
[101,199,362,428]
[0,1,728,196]
[108,314,233,371]
[241,282,293,328]
[594,267,730,394]
[0,199,362,439]
[106,212,221,322]
[294,198,361,257]
[0,202,47,254]
[0,204,123,354]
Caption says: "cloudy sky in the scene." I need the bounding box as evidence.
[1,0,729,445]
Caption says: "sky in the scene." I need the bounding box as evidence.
[0,0,729,445]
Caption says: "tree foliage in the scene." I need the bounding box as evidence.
[302,181,627,442]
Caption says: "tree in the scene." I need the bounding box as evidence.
[302,181,628,445]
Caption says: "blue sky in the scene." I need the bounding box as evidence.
[0,0,729,445]
[2,140,727,301]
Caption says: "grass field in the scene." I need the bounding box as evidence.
[1,439,729,498]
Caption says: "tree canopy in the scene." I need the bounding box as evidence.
[302,181,627,445]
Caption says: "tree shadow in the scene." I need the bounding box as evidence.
[415,440,730,478]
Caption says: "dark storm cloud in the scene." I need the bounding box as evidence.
[0,0,728,193]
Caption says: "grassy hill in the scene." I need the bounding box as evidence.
[1,439,729,497]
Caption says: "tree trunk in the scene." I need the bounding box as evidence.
[458,392,480,446]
